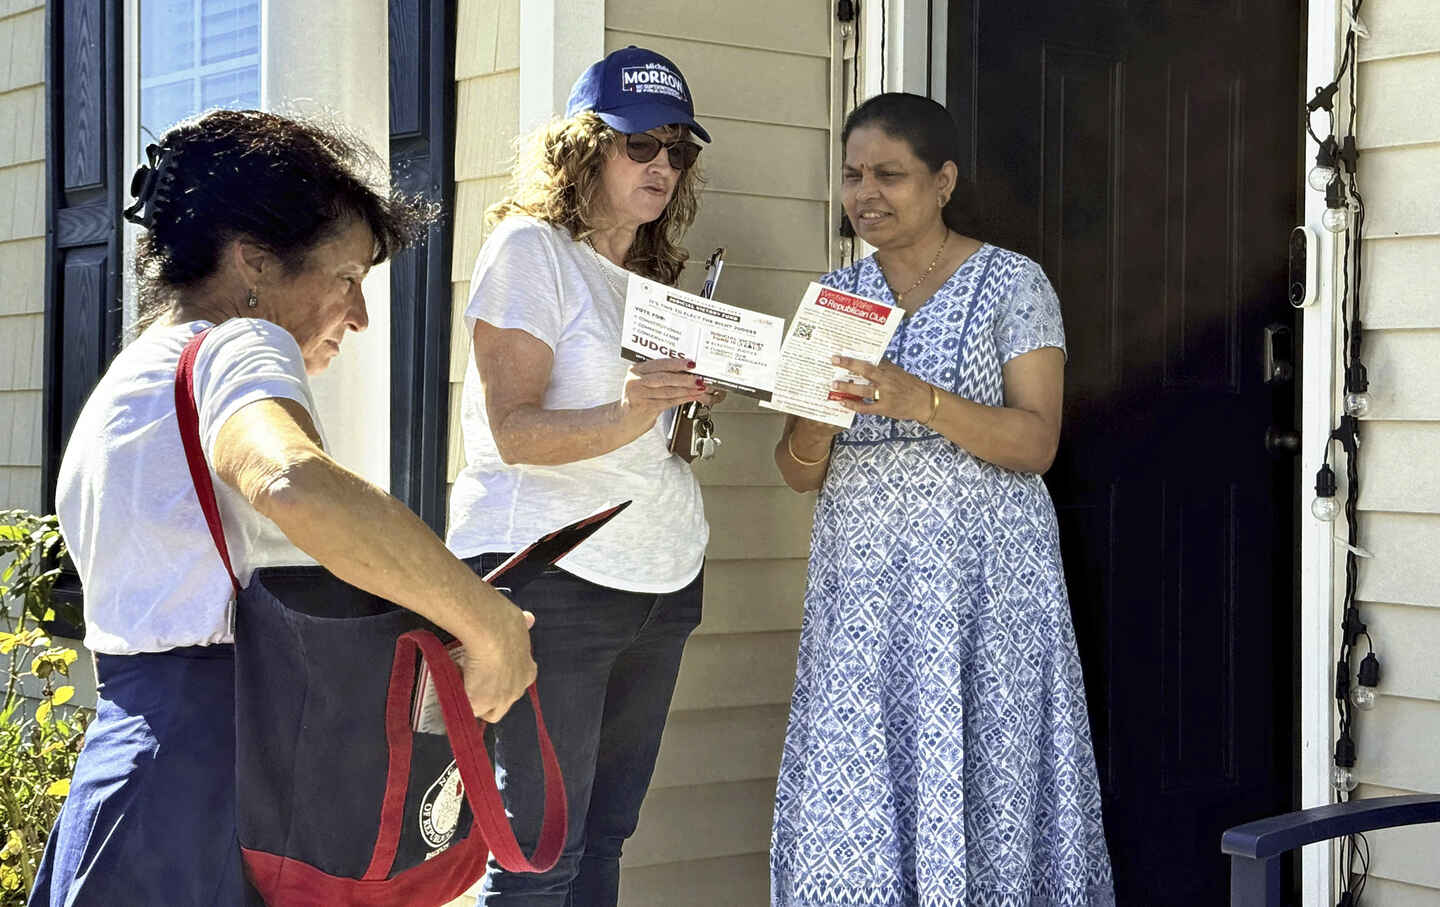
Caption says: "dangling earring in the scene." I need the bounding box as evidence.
[245,288,258,309]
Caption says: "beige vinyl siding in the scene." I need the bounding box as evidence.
[447,0,520,493]
[0,0,46,514]
[604,3,835,902]
[1345,3,1440,900]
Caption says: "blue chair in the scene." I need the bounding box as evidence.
[1222,793,1440,905]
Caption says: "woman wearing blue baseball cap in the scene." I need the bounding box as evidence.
[446,46,716,905]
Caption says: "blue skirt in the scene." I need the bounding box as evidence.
[28,645,261,907]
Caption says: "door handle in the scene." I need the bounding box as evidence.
[1265,427,1300,456]
[1264,324,1294,383]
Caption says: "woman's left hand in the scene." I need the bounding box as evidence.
[830,355,934,423]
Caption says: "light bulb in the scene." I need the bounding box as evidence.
[1350,684,1377,710]
[1312,496,1341,521]
[1331,765,1358,792]
[1322,206,1350,233]
[1353,652,1381,711]
[1309,164,1338,192]
[1344,391,1371,417]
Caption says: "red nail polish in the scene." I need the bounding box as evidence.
[687,360,697,369]
[696,379,706,388]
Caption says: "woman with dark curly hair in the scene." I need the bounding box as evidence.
[29,109,537,906]
[445,46,716,906]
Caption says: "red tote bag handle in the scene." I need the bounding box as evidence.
[174,329,566,891]
[396,630,566,873]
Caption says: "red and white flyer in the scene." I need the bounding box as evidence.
[759,283,905,427]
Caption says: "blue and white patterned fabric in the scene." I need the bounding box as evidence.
[771,245,1115,907]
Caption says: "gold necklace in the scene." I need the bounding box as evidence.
[880,230,949,304]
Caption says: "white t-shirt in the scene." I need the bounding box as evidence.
[446,216,709,593]
[55,318,324,655]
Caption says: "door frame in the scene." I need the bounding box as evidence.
[1299,5,1343,905]
[388,0,460,533]
[517,0,603,135]
[856,0,940,100]
[869,3,1337,903]
[110,0,393,489]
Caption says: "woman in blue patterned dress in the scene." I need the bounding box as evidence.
[770,93,1114,907]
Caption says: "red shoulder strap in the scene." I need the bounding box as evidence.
[175,329,241,594]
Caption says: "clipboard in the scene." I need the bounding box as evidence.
[412,500,632,732]
[667,247,725,460]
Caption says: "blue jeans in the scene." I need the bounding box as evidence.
[29,647,261,907]
[467,556,703,907]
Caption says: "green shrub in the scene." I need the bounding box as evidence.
[0,511,90,903]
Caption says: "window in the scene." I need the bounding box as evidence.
[138,0,260,147]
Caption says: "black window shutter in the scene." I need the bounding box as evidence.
[389,0,457,533]
[42,0,125,633]
[42,0,125,512]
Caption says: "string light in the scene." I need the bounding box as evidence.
[1344,361,1371,417]
[1351,653,1381,711]
[1306,3,1378,900]
[1322,181,1350,233]
[1331,730,1358,793]
[1312,464,1340,521]
[1309,137,1340,192]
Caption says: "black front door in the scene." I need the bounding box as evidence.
[948,2,1302,902]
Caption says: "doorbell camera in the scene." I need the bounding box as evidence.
[1289,226,1317,308]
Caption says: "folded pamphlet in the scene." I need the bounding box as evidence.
[620,274,786,400]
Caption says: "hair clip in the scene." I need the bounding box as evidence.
[122,143,178,228]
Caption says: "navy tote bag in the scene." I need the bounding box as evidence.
[174,330,567,905]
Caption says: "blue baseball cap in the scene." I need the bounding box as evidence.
[565,46,711,143]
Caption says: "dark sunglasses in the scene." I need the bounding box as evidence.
[624,133,702,171]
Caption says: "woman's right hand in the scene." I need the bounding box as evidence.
[458,592,539,723]
[618,356,711,431]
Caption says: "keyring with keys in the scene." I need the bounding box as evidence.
[688,403,722,460]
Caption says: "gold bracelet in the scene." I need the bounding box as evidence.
[921,384,941,425]
[786,432,830,467]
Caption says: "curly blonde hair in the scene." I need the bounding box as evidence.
[486,112,702,286]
